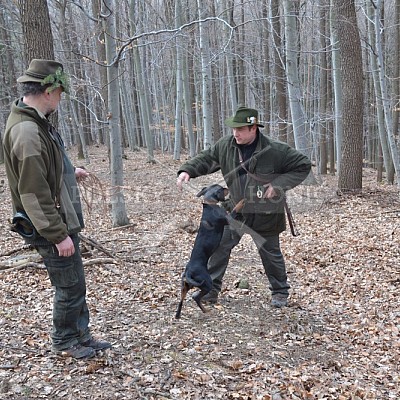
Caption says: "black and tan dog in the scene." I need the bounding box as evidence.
[175,184,244,319]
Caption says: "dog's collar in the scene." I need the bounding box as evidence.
[202,200,219,205]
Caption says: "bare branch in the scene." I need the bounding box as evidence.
[69,0,109,22]
[109,16,234,66]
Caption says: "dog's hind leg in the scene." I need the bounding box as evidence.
[175,280,190,319]
[191,290,209,313]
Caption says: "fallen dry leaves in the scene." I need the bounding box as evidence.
[0,147,399,399]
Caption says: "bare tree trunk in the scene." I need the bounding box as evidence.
[183,50,196,157]
[197,0,213,149]
[236,7,245,106]
[211,65,222,142]
[18,0,59,129]
[55,0,89,162]
[222,0,238,115]
[223,0,237,115]
[209,1,222,142]
[366,1,394,183]
[69,97,89,161]
[334,0,364,191]
[319,7,328,175]
[120,77,137,150]
[330,0,343,175]
[261,3,270,137]
[392,2,400,172]
[282,0,311,158]
[18,0,54,61]
[102,0,129,226]
[0,9,18,163]
[374,0,400,185]
[173,0,184,160]
[91,0,108,145]
[129,1,154,162]
[270,0,287,143]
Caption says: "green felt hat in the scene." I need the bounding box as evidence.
[225,106,264,128]
[17,59,69,93]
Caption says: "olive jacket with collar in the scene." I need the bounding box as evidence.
[3,98,83,245]
[178,133,311,235]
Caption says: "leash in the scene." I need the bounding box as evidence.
[237,149,299,237]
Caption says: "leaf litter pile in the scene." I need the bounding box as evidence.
[0,147,399,400]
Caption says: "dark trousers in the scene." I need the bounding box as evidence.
[208,218,290,295]
[36,235,91,350]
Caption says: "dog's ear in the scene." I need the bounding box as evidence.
[196,187,208,197]
[214,186,228,201]
[198,184,229,201]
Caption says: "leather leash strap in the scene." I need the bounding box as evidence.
[237,149,299,237]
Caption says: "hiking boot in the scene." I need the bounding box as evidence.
[271,293,288,308]
[193,289,219,304]
[53,344,95,359]
[81,338,112,351]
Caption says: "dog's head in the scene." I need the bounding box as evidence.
[196,184,228,204]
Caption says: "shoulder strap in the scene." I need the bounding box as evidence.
[237,148,273,184]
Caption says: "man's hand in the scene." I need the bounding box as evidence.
[177,172,190,190]
[75,167,89,182]
[263,184,278,199]
[55,236,75,257]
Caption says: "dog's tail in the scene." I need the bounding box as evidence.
[175,278,190,319]
[175,299,184,319]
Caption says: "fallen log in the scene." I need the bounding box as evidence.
[79,233,116,259]
[0,253,43,271]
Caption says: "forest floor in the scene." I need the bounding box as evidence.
[0,146,399,400]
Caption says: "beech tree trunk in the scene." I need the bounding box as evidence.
[102,0,129,226]
[282,0,311,158]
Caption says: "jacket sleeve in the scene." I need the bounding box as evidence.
[272,146,312,191]
[8,121,68,244]
[177,145,222,178]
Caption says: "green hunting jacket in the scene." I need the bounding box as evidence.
[3,99,83,245]
[178,133,311,235]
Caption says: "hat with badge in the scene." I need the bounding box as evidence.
[17,59,69,93]
[225,106,264,128]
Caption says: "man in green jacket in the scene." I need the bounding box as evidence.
[177,106,311,308]
[3,59,111,359]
